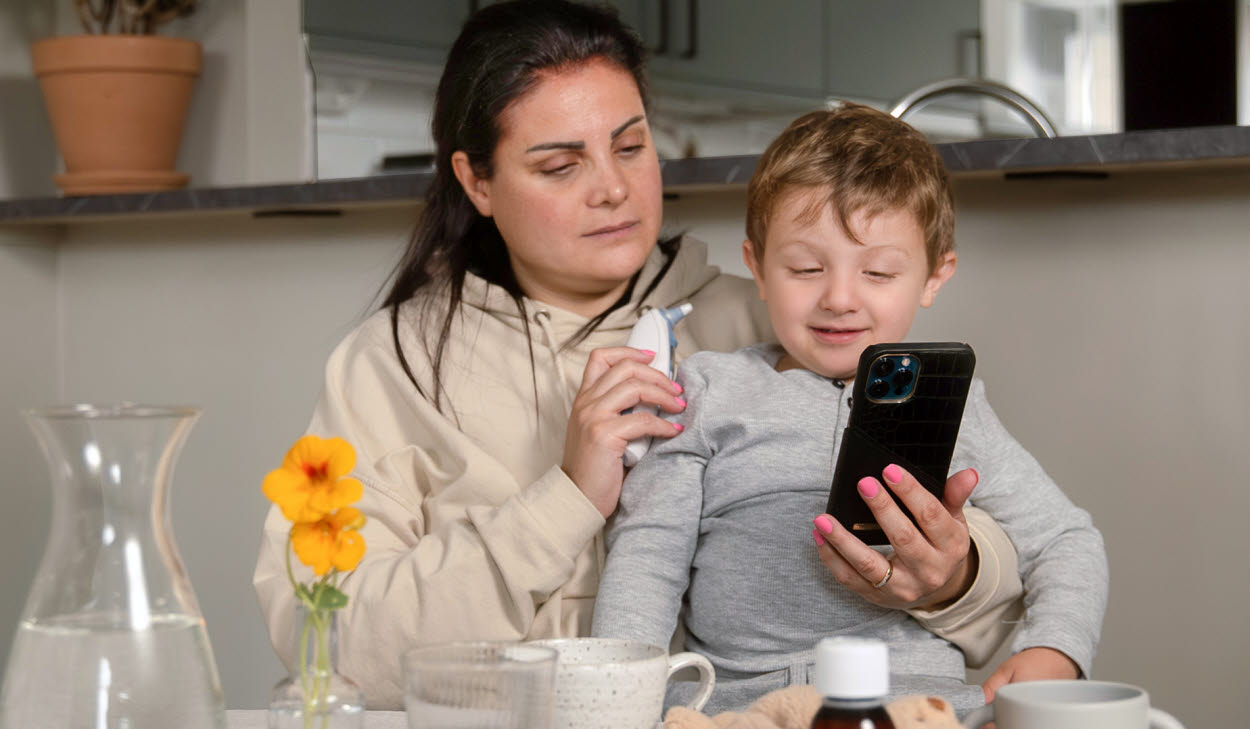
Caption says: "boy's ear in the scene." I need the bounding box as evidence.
[741,239,767,300]
[920,251,957,308]
[451,151,492,217]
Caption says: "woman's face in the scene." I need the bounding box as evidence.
[454,58,663,316]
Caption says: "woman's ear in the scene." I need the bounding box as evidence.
[741,239,767,301]
[920,251,957,308]
[451,151,492,217]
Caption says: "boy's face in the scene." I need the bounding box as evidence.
[742,191,956,381]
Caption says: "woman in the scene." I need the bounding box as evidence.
[254,0,1024,709]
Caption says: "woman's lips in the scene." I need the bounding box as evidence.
[584,221,638,238]
[811,326,865,344]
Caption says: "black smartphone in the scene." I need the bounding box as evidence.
[826,342,976,545]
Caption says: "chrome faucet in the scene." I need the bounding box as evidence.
[889,77,1059,138]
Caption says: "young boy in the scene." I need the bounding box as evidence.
[591,104,1108,715]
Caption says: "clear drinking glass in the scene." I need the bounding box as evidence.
[403,642,557,729]
[0,404,226,729]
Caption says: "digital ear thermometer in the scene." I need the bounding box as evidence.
[622,302,693,467]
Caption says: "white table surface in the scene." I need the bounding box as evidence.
[227,709,408,729]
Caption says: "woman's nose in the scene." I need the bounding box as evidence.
[589,160,629,207]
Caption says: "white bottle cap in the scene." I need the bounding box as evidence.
[813,637,890,699]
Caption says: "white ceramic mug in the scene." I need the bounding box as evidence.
[962,680,1185,729]
[528,637,715,729]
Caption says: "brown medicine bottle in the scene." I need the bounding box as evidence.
[810,637,894,729]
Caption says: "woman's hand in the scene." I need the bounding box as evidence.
[982,647,1080,702]
[562,346,686,518]
[812,464,979,610]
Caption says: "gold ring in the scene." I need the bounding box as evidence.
[872,561,894,589]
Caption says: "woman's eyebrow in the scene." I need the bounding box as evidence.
[525,115,646,153]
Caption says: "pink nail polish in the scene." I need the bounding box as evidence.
[813,515,834,535]
[858,477,880,499]
[674,397,686,408]
[672,381,684,394]
[639,349,656,357]
[673,423,685,432]
[812,529,826,547]
[883,464,903,483]
[971,468,980,486]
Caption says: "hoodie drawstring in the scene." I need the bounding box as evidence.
[534,309,607,573]
[533,309,575,415]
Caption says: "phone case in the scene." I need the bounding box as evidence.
[826,342,976,545]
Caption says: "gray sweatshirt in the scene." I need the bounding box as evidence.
[592,344,1107,715]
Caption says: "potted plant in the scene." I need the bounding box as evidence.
[31,0,200,195]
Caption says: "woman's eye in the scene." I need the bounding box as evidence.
[541,163,576,177]
[616,144,645,157]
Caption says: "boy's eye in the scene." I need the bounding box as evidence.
[789,267,822,276]
[865,270,898,280]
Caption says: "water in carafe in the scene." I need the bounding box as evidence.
[0,405,226,729]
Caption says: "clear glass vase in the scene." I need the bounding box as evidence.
[0,404,227,729]
[268,607,364,729]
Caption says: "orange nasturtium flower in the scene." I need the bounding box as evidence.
[290,507,367,577]
[262,435,363,523]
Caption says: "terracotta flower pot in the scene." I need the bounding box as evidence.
[31,35,202,196]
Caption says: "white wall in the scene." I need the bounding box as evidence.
[0,226,60,670]
[0,166,1246,725]
[0,0,57,198]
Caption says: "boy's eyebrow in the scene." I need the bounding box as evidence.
[525,115,646,153]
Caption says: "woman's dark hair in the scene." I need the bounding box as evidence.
[381,0,679,414]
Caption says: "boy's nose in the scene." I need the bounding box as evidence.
[819,277,860,314]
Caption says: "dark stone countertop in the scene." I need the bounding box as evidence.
[4,125,1250,224]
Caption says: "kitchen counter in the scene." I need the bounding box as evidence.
[3,125,1250,224]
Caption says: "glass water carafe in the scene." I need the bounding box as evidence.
[0,404,227,729]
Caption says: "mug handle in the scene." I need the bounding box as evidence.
[667,651,716,712]
[1149,708,1186,729]
[959,704,993,728]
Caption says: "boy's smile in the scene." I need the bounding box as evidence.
[743,191,957,381]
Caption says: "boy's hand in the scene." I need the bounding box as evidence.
[982,647,1081,702]
[811,464,979,610]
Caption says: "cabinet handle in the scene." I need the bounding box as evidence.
[655,0,669,55]
[680,0,697,59]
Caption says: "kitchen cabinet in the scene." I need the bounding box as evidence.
[640,0,826,100]
[303,0,474,65]
[302,1,979,106]
[825,0,980,103]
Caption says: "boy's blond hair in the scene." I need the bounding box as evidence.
[746,103,955,272]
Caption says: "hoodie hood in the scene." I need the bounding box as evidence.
[460,237,722,349]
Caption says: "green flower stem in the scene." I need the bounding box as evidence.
[284,535,342,729]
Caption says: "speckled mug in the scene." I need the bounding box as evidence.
[528,638,714,729]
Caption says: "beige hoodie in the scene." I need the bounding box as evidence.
[253,238,1021,708]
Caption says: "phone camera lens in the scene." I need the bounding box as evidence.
[891,369,914,391]
[872,358,895,378]
[868,379,890,399]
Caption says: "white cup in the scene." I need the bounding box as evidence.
[962,680,1185,729]
[528,637,714,729]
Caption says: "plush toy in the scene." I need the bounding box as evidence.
[663,685,963,729]
[884,694,963,728]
